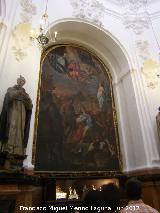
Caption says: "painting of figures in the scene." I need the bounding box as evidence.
[34,45,121,172]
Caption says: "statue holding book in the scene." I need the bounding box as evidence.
[0,76,32,157]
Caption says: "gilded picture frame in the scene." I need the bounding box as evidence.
[32,44,122,176]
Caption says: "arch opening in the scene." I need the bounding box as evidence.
[33,19,147,172]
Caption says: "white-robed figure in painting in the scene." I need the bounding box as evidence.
[0,76,32,156]
[97,82,105,110]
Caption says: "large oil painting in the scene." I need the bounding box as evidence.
[34,44,121,173]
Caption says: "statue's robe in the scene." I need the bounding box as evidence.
[0,85,32,155]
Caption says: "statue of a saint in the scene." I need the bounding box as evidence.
[156,107,160,142]
[0,76,32,156]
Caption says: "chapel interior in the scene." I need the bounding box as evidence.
[0,0,160,212]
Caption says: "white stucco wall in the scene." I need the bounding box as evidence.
[0,0,160,172]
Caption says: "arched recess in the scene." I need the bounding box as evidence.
[33,18,149,172]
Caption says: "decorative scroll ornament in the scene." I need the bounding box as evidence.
[123,14,149,34]
[123,0,149,35]
[70,0,105,27]
[12,23,33,61]
[11,0,37,61]
[20,0,36,23]
[12,46,27,61]
[126,0,147,12]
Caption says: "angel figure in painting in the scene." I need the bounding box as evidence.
[0,76,32,156]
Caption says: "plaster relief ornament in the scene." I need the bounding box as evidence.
[12,22,33,61]
[127,0,147,12]
[123,14,149,35]
[142,59,160,89]
[123,0,150,35]
[70,0,105,27]
[11,0,37,61]
[136,40,150,61]
[20,0,36,23]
